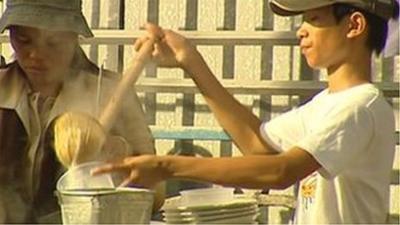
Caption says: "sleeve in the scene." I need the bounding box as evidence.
[297,105,373,179]
[112,86,155,155]
[260,106,307,153]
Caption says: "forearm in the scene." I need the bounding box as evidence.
[183,53,276,155]
[161,155,292,189]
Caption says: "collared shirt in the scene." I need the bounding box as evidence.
[26,92,56,202]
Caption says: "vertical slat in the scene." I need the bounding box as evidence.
[383,57,395,82]
[88,0,100,63]
[182,0,198,130]
[259,0,274,121]
[143,0,159,125]
[182,0,198,30]
[145,0,159,79]
[117,0,125,73]
[147,0,159,24]
[98,0,121,72]
[219,0,236,80]
[218,0,236,157]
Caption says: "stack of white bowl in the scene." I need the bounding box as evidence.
[162,187,259,224]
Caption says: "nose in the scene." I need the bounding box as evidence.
[296,22,308,40]
[27,45,46,60]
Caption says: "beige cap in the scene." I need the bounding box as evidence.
[0,0,93,37]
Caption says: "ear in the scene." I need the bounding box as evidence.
[346,12,367,38]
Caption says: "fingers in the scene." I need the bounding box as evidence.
[145,22,165,42]
[90,161,128,175]
[134,32,164,61]
[133,36,147,52]
[135,23,165,51]
[118,177,134,187]
[152,42,164,59]
[91,159,140,187]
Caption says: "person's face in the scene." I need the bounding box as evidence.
[296,6,350,69]
[9,26,78,84]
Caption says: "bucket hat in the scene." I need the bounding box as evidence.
[0,0,93,37]
[269,0,397,20]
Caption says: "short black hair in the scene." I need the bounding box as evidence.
[332,2,399,55]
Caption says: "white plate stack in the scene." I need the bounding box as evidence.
[162,188,259,224]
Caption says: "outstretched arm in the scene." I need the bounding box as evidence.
[140,23,277,155]
[92,147,321,189]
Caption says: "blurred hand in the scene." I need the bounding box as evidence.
[91,155,169,188]
[135,23,200,70]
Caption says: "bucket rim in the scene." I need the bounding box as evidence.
[56,187,154,196]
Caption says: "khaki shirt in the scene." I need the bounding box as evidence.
[0,62,154,223]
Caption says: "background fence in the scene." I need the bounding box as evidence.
[1,0,399,223]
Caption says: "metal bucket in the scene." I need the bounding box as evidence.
[56,188,154,224]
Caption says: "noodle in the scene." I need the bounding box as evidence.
[54,112,106,167]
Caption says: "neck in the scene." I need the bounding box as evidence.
[30,81,62,97]
[24,71,67,98]
[326,52,372,93]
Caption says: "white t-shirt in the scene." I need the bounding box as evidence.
[260,83,395,224]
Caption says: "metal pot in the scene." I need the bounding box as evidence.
[56,188,154,224]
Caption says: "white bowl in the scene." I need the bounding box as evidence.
[179,187,235,207]
[57,161,121,190]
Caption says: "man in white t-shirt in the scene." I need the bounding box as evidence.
[261,82,395,223]
[92,0,399,223]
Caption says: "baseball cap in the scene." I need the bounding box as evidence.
[269,0,398,20]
